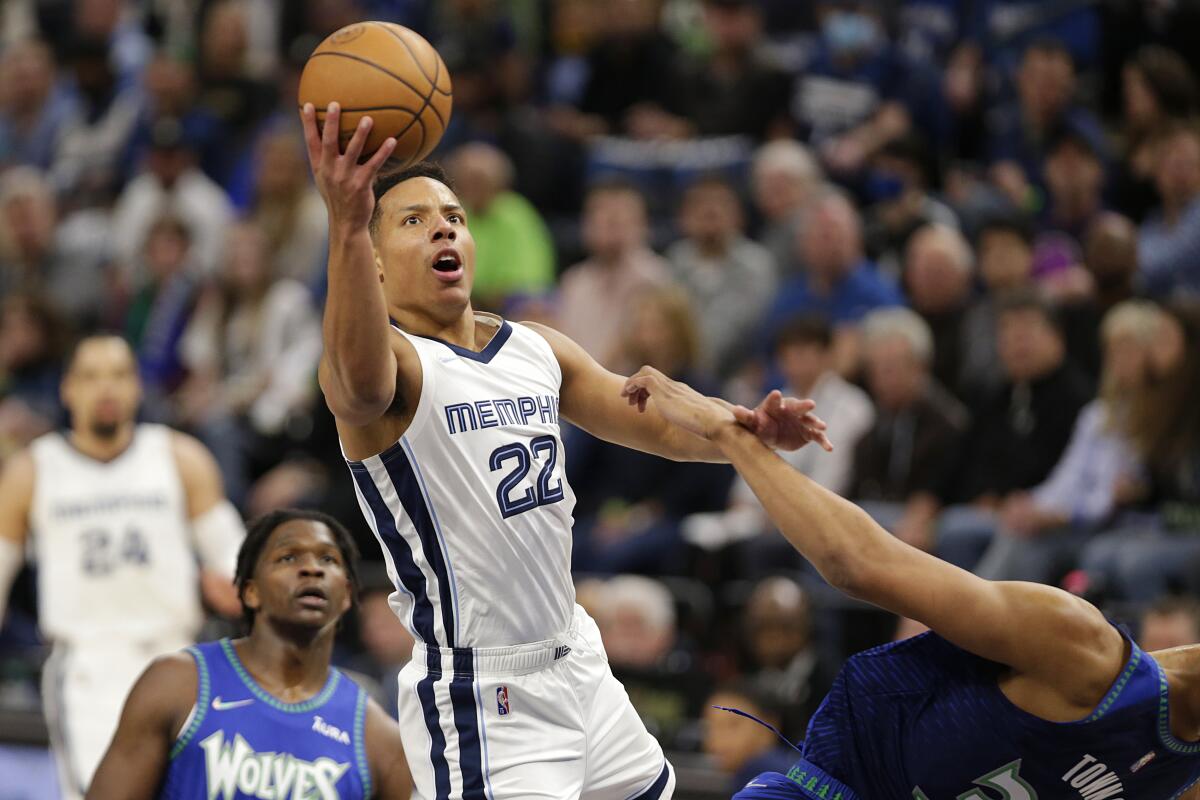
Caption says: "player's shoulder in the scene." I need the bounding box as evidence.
[165,428,219,472]
[132,650,201,711]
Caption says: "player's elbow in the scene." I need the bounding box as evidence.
[326,389,394,426]
[321,368,395,426]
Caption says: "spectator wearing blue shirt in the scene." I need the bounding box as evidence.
[1139,124,1200,298]
[763,188,903,375]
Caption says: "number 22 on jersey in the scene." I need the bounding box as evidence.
[489,435,564,518]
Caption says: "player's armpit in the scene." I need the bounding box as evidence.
[522,322,726,463]
[86,652,198,800]
[364,696,412,798]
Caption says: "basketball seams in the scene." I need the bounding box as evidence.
[303,24,451,165]
[371,22,452,97]
[370,22,448,131]
[306,51,430,106]
[311,104,423,114]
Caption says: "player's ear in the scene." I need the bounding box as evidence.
[242,579,261,616]
[374,249,385,283]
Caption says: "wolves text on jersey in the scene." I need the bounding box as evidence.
[200,730,350,800]
[444,395,559,435]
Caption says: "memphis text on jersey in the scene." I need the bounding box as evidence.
[443,394,559,436]
[200,729,350,800]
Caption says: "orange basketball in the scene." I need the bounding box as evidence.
[298,22,453,166]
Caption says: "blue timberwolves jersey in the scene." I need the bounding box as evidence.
[737,631,1200,800]
[160,639,371,800]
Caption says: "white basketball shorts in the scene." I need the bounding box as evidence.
[396,604,675,799]
[42,637,189,799]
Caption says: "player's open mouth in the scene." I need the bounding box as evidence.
[431,249,464,283]
[296,586,329,609]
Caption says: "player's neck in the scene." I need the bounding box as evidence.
[393,305,486,351]
[238,626,335,701]
[68,425,136,463]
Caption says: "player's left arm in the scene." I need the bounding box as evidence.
[170,431,244,618]
[363,696,412,798]
[524,322,828,462]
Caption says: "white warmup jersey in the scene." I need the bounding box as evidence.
[346,315,577,649]
[29,423,202,646]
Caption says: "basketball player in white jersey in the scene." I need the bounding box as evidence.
[300,103,829,799]
[0,335,247,798]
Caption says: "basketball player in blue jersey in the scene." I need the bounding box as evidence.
[298,103,828,799]
[88,508,412,799]
[621,366,1200,800]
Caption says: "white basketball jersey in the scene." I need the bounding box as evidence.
[29,424,202,646]
[345,315,577,648]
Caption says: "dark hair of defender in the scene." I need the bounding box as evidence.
[369,160,455,237]
[234,508,361,630]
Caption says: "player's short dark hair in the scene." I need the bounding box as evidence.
[64,332,132,373]
[369,160,455,238]
[235,508,361,630]
[774,314,833,353]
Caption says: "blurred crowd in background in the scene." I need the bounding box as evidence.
[2,0,1200,793]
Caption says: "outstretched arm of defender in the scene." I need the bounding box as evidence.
[623,367,1126,705]
[301,102,401,426]
[87,654,197,800]
[526,323,830,462]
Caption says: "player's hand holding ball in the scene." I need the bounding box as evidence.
[297,22,453,232]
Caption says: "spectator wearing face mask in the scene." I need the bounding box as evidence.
[792,1,943,178]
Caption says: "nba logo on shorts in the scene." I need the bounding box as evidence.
[496,686,510,716]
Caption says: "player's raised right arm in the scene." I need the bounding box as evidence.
[302,102,400,425]
[0,450,33,624]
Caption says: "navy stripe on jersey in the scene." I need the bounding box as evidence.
[383,446,458,647]
[450,648,487,799]
[350,465,438,644]
[419,651,452,800]
[413,320,513,364]
[629,762,671,800]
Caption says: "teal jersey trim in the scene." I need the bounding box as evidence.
[218,638,341,714]
[354,687,372,798]
[169,646,211,760]
[1087,646,1142,722]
